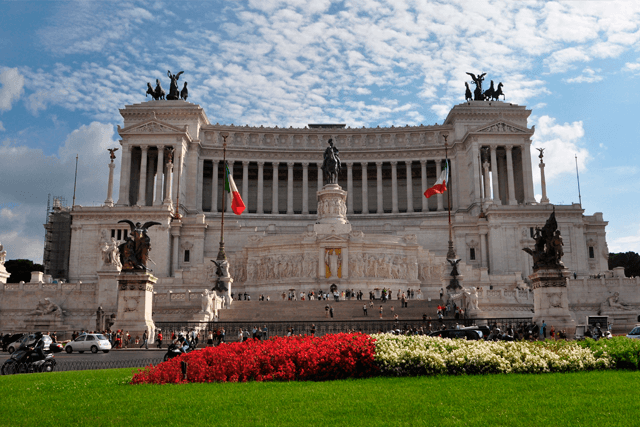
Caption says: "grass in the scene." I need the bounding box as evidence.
[1,369,639,427]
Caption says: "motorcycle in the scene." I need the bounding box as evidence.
[1,338,56,375]
[163,340,194,362]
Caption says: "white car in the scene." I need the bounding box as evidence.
[626,326,640,339]
[65,334,111,354]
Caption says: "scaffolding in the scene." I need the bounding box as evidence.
[43,195,71,281]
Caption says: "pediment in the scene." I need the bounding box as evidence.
[318,234,349,243]
[472,121,531,135]
[118,120,190,138]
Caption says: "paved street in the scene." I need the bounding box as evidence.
[0,347,166,364]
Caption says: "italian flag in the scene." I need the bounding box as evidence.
[424,163,448,198]
[225,163,245,215]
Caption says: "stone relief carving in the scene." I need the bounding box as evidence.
[601,292,633,311]
[325,248,342,278]
[348,253,413,280]
[478,123,524,133]
[419,261,445,283]
[402,234,418,244]
[247,253,318,281]
[30,298,65,318]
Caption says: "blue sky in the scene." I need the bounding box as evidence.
[2,0,640,262]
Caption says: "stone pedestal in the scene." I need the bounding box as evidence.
[531,268,575,335]
[314,184,351,235]
[24,314,69,333]
[112,271,157,343]
[218,276,234,308]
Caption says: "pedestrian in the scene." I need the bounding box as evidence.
[310,324,316,337]
[238,328,244,342]
[156,331,163,349]
[541,320,547,339]
[325,304,330,318]
[440,288,444,300]
[140,330,148,349]
[363,304,368,316]
[379,306,383,319]
[329,305,334,318]
[207,331,214,347]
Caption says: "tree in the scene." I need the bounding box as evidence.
[5,259,44,283]
[608,252,640,278]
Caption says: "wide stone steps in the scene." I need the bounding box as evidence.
[219,299,443,322]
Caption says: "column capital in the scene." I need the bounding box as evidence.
[376,161,383,167]
[257,161,265,167]
[156,144,164,150]
[140,145,149,152]
[405,160,412,166]
[420,159,427,165]
[490,145,497,153]
[242,160,250,166]
[227,160,235,165]
[272,162,280,168]
[287,161,295,168]
[302,162,309,168]
[390,160,398,166]
[361,161,368,167]
[346,162,353,168]
[505,144,513,152]
[317,162,323,168]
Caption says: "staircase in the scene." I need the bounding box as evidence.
[219,299,442,322]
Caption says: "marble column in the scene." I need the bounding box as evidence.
[211,160,218,213]
[391,161,398,213]
[420,160,427,211]
[539,158,550,204]
[287,162,294,214]
[116,145,132,206]
[376,162,383,213]
[226,161,234,213]
[361,162,369,214]
[490,146,501,204]
[137,146,149,206]
[302,162,309,214]
[317,163,323,192]
[164,160,173,207]
[522,143,536,203]
[482,160,492,204]
[505,145,517,205]
[105,160,116,207]
[154,146,164,206]
[346,162,353,214]
[257,161,264,214]
[405,161,414,213]
[196,158,204,212]
[272,162,279,214]
[436,160,444,211]
[242,161,249,212]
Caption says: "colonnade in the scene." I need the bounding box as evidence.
[479,144,533,206]
[201,159,453,215]
[116,145,178,207]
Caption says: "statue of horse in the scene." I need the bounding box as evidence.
[321,138,341,185]
[483,80,495,101]
[146,82,157,100]
[154,79,165,100]
[492,82,505,101]
[465,82,472,101]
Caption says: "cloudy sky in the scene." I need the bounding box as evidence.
[2,0,640,262]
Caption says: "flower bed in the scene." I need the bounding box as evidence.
[373,334,611,376]
[132,333,630,385]
[132,333,377,384]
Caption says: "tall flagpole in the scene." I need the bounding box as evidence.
[217,132,229,261]
[575,154,582,209]
[444,133,457,260]
[72,154,78,210]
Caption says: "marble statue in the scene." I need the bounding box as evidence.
[31,298,64,318]
[602,292,632,311]
[0,242,6,265]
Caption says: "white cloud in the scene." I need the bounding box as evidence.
[0,68,25,112]
[531,115,589,184]
[609,224,640,254]
[0,121,4,132]
[564,67,603,84]
[0,122,119,262]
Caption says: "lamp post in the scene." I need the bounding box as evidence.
[444,133,457,260]
[217,132,229,262]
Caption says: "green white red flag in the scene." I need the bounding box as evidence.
[225,163,245,215]
[424,163,448,198]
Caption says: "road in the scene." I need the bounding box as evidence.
[0,347,166,364]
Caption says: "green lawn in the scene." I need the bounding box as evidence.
[1,369,639,426]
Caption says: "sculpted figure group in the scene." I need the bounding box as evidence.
[117,220,160,271]
[465,72,505,101]
[522,210,565,270]
[247,253,318,281]
[146,70,188,101]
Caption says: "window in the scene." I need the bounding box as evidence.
[589,247,595,259]
[86,335,95,341]
[184,250,190,263]
[470,248,476,261]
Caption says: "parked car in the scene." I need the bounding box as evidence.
[64,334,111,354]
[428,329,481,340]
[626,326,640,339]
[7,334,54,354]
[2,333,25,352]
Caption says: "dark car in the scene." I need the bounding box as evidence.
[429,329,481,340]
[2,333,26,352]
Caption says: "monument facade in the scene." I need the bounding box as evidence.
[1,94,634,333]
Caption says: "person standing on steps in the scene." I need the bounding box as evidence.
[379,305,383,319]
[156,331,163,349]
[329,305,334,318]
[140,330,148,349]
[363,304,368,316]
